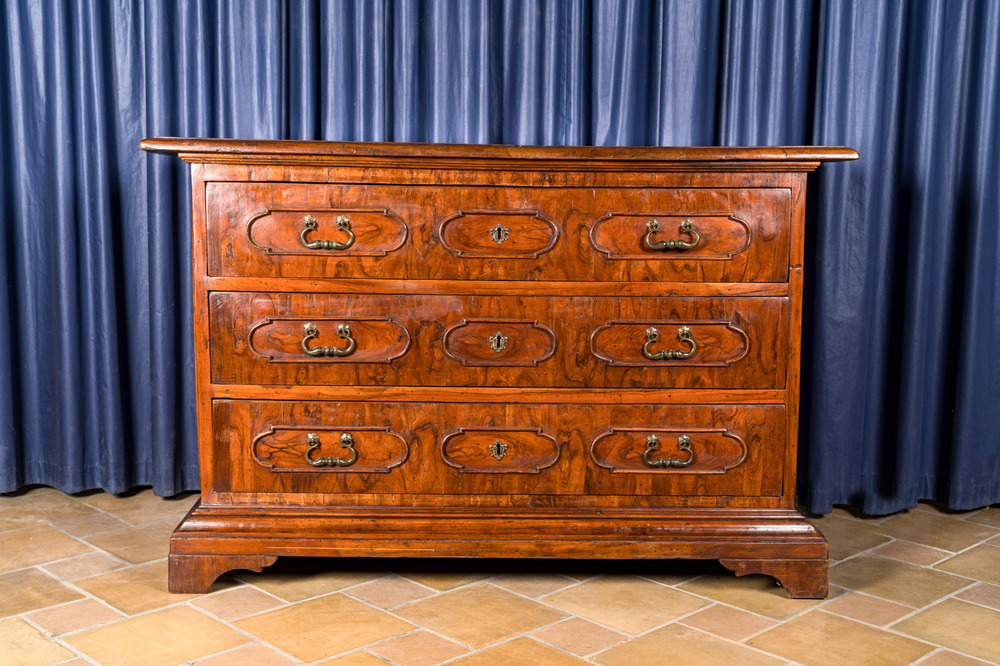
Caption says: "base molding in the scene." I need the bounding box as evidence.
[169,502,828,597]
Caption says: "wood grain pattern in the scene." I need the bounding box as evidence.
[439,210,559,257]
[252,426,408,473]
[248,316,410,363]
[591,428,747,474]
[211,400,784,499]
[212,292,787,389]
[206,183,791,282]
[443,319,556,366]
[140,138,858,598]
[441,427,562,473]
[590,211,750,260]
[248,207,407,257]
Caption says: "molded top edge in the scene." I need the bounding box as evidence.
[140,137,859,163]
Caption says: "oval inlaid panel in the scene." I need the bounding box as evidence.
[591,428,747,474]
[247,207,408,256]
[590,319,749,367]
[442,428,561,473]
[249,317,410,363]
[589,212,750,260]
[439,210,559,257]
[252,426,409,473]
[444,319,556,366]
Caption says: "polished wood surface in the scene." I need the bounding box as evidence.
[211,292,788,389]
[142,138,858,598]
[211,400,783,498]
[207,183,791,282]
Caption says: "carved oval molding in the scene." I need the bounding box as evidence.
[590,318,749,367]
[439,209,559,258]
[249,317,411,364]
[441,427,561,474]
[443,319,556,366]
[252,425,409,473]
[247,207,408,257]
[591,428,747,474]
[589,211,751,260]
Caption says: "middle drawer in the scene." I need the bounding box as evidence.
[210,292,788,389]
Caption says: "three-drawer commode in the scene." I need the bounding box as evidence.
[141,138,857,598]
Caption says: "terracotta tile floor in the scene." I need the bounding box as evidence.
[2,487,999,665]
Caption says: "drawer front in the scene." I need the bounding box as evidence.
[210,292,788,389]
[207,183,791,282]
[213,400,785,498]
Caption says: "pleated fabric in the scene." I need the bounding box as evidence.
[1,0,997,513]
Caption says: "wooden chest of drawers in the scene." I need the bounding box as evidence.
[141,139,857,598]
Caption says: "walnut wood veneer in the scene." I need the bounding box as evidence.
[141,138,858,597]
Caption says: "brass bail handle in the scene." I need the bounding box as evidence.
[305,432,358,467]
[642,326,697,360]
[301,322,357,357]
[644,218,700,250]
[300,214,355,250]
[643,434,696,468]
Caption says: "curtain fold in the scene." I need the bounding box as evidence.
[1,0,997,513]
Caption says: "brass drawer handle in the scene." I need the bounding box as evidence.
[644,218,700,250]
[302,322,356,357]
[643,326,697,360]
[305,432,358,467]
[300,214,355,250]
[643,434,695,468]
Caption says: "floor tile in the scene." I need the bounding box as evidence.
[747,610,933,665]
[191,586,287,620]
[75,488,197,526]
[26,598,123,635]
[918,650,993,665]
[64,605,249,666]
[873,539,952,566]
[450,637,589,665]
[395,583,566,649]
[829,555,970,607]
[820,592,913,626]
[318,651,393,665]
[879,511,996,552]
[194,643,300,666]
[0,524,94,573]
[51,511,129,537]
[678,573,828,621]
[964,506,1000,529]
[397,571,489,591]
[345,574,436,609]
[488,573,577,598]
[954,582,1000,611]
[367,629,469,666]
[531,618,626,657]
[40,551,126,581]
[236,593,414,663]
[595,623,783,666]
[806,514,891,560]
[678,603,777,640]
[934,545,1000,586]
[894,599,1000,663]
[0,568,83,618]
[81,518,175,564]
[0,617,75,666]
[989,534,1000,547]
[0,489,96,532]
[75,560,225,614]
[543,575,706,634]
[234,559,384,602]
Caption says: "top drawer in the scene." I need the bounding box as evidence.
[206,183,791,282]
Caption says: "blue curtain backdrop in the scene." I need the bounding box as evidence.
[1,0,997,514]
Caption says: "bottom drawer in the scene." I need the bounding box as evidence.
[212,400,785,499]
